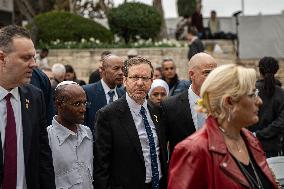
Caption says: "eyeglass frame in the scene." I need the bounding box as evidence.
[247,89,259,99]
[127,75,152,82]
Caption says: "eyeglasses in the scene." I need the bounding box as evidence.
[64,101,90,108]
[247,89,259,99]
[128,76,151,82]
[201,69,212,76]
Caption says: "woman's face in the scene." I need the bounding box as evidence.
[149,86,167,106]
[65,72,75,81]
[232,89,262,127]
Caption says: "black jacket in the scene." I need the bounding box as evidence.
[94,96,168,189]
[250,80,284,156]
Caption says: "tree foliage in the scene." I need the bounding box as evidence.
[107,2,162,43]
[33,11,113,44]
[177,0,196,17]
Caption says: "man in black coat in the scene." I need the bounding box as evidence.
[161,53,217,155]
[0,25,55,189]
[94,57,167,189]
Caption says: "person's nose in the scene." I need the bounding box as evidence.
[256,96,263,106]
[29,57,38,69]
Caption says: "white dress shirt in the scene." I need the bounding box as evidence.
[101,79,118,104]
[0,86,27,189]
[47,117,93,189]
[126,93,162,183]
[188,85,206,130]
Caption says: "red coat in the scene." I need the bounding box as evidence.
[168,116,278,189]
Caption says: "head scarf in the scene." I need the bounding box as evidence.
[148,79,169,96]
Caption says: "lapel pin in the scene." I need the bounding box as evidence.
[154,115,158,123]
[25,99,29,109]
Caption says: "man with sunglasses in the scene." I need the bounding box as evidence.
[47,81,94,188]
[161,53,217,156]
[161,58,190,96]
[94,57,167,189]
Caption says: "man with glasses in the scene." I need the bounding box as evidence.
[161,58,190,96]
[94,57,167,189]
[161,53,217,156]
[83,54,125,132]
[47,81,93,188]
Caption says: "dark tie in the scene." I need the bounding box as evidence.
[3,93,17,189]
[108,90,115,104]
[140,106,159,189]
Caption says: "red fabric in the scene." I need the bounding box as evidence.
[168,116,278,189]
[3,93,17,189]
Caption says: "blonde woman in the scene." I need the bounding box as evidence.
[168,64,279,189]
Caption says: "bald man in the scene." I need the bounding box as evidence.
[48,82,93,188]
[161,53,217,155]
[83,54,125,132]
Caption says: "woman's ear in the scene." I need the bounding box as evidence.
[223,95,234,109]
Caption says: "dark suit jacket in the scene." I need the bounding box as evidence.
[160,90,196,155]
[83,80,125,133]
[0,84,55,189]
[94,96,168,189]
[31,68,55,125]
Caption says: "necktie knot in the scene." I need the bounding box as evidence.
[4,93,12,101]
[108,90,115,103]
[108,90,115,97]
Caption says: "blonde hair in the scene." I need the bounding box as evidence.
[200,64,256,123]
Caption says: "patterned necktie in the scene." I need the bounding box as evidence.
[108,90,115,104]
[3,93,17,189]
[140,106,159,189]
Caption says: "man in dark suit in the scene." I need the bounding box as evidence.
[94,57,167,189]
[0,25,55,188]
[83,54,125,132]
[161,53,217,155]
[31,68,55,125]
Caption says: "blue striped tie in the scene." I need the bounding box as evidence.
[108,90,115,104]
[140,106,159,189]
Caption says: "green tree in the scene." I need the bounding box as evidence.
[107,2,162,43]
[34,11,113,44]
[177,0,196,17]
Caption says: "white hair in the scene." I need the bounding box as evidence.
[51,63,66,77]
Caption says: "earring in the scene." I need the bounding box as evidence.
[228,108,231,122]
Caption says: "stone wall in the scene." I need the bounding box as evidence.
[48,40,284,85]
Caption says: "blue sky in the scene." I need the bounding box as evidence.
[114,0,284,18]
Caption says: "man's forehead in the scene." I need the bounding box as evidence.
[11,37,35,54]
[201,62,217,69]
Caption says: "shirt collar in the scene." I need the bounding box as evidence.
[188,84,200,104]
[126,92,147,116]
[101,79,116,95]
[0,86,20,102]
[52,116,92,146]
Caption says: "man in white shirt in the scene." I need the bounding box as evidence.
[161,52,217,155]
[48,81,93,188]
[0,25,55,189]
[94,57,167,189]
[83,54,125,132]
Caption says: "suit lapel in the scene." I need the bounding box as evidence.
[117,98,145,163]
[19,86,33,167]
[95,81,107,106]
[179,91,195,130]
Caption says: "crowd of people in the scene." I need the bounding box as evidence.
[0,25,283,189]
